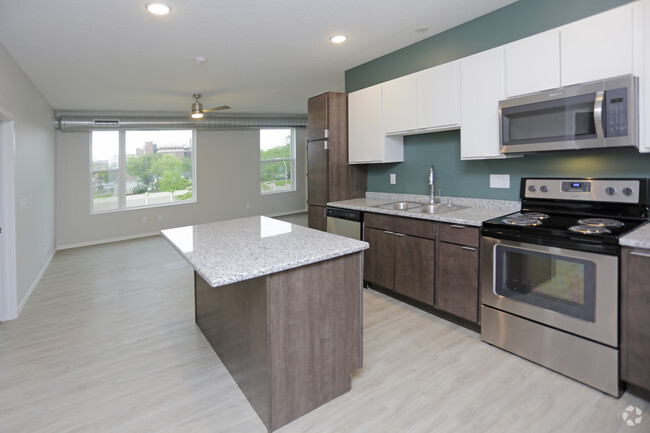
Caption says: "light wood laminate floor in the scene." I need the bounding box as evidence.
[1,236,647,432]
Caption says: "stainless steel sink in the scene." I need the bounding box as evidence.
[408,204,468,214]
[374,201,422,210]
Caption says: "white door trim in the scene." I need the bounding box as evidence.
[0,109,18,321]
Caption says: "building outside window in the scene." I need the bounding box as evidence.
[91,130,195,212]
[260,128,295,194]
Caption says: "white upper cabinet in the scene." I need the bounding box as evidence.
[348,84,404,164]
[382,63,460,135]
[640,0,649,152]
[416,61,460,129]
[382,74,417,134]
[560,3,636,86]
[504,30,561,97]
[460,47,507,160]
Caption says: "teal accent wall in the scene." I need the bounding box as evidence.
[345,0,650,201]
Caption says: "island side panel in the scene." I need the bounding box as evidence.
[266,252,362,430]
[194,272,272,429]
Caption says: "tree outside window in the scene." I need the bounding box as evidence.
[260,129,295,194]
[91,130,196,212]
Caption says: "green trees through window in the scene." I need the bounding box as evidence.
[91,130,195,212]
[260,129,295,194]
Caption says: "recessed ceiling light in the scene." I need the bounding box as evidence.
[146,2,172,15]
[330,35,347,44]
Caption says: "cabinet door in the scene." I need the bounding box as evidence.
[394,234,434,305]
[435,241,479,323]
[504,30,560,97]
[307,139,328,206]
[348,85,383,163]
[417,62,460,129]
[460,47,505,160]
[363,227,395,290]
[348,85,404,164]
[561,4,635,86]
[383,74,417,134]
[308,205,327,232]
[307,93,328,141]
[621,247,650,391]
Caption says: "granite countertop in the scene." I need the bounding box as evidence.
[619,222,650,249]
[162,216,369,287]
[328,192,521,227]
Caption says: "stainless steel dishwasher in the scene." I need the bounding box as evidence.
[325,207,363,240]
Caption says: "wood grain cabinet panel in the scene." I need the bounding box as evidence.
[364,213,434,306]
[394,234,434,305]
[363,227,395,290]
[308,205,327,232]
[435,241,479,323]
[621,247,650,391]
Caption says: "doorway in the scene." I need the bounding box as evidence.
[0,111,18,321]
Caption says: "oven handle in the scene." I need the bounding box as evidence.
[594,90,605,139]
[630,250,650,258]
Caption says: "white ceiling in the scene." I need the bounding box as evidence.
[0,0,516,116]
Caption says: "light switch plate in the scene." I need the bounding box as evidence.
[490,174,510,189]
[390,173,396,184]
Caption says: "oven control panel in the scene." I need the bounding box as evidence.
[524,179,640,203]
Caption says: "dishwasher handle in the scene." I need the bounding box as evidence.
[325,207,363,223]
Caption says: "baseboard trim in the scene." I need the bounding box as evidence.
[17,249,55,316]
[56,231,161,251]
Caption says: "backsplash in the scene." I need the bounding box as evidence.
[366,130,650,201]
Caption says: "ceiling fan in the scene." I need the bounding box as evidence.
[191,93,231,119]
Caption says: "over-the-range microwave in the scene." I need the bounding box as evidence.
[499,75,638,154]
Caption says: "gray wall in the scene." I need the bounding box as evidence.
[345,0,650,200]
[55,129,307,248]
[0,43,56,310]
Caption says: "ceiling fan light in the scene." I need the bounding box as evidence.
[191,96,204,118]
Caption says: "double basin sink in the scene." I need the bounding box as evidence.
[373,201,468,214]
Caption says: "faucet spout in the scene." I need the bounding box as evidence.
[429,165,437,204]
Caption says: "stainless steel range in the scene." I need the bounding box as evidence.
[481,178,650,397]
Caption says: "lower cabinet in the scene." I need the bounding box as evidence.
[308,204,327,232]
[363,214,480,324]
[363,213,435,305]
[435,223,480,323]
[621,247,650,391]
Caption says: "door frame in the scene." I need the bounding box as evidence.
[0,108,18,321]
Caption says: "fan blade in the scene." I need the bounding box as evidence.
[202,105,231,113]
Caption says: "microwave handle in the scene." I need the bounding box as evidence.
[594,91,605,139]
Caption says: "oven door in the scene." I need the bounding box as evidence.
[481,236,618,347]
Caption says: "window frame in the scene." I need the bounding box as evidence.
[259,128,296,195]
[89,129,197,214]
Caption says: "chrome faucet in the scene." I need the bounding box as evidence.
[429,165,437,205]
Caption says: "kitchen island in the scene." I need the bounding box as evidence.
[162,216,368,432]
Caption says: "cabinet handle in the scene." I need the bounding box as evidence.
[450,225,465,229]
[461,246,477,251]
[393,233,406,237]
[383,231,395,235]
[630,250,650,258]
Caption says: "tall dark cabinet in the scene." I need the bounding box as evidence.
[307,92,366,231]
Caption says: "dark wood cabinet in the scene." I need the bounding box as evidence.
[364,213,435,305]
[363,227,395,290]
[307,92,366,231]
[307,205,327,232]
[435,223,480,323]
[621,247,650,391]
[395,234,435,305]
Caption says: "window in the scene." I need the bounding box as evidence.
[91,130,195,212]
[260,128,295,194]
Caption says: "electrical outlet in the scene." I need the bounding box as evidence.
[390,173,396,184]
[142,216,148,223]
[490,174,510,189]
[158,215,163,222]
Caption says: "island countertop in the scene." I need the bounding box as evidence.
[162,215,369,288]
